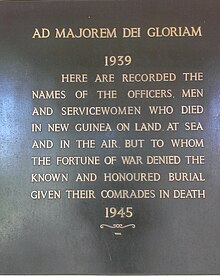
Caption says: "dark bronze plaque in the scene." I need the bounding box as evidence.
[0,0,220,274]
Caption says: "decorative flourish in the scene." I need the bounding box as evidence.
[119,224,136,229]
[114,232,122,236]
[100,223,136,229]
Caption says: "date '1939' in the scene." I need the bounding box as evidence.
[104,55,132,66]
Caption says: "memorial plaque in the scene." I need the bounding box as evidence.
[0,0,220,274]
